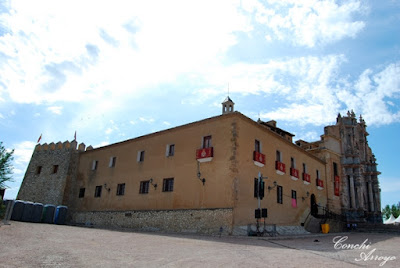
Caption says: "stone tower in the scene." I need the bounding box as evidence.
[222,96,234,114]
[17,140,86,206]
[295,110,382,223]
[336,111,382,222]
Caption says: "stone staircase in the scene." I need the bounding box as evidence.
[304,215,321,233]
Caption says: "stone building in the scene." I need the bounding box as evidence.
[17,98,382,234]
[296,111,382,223]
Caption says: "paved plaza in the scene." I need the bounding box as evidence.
[0,221,399,267]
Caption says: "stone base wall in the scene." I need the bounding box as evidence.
[70,208,233,235]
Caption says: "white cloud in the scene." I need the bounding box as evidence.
[295,130,320,142]
[13,168,24,175]
[0,0,250,105]
[47,106,63,115]
[0,0,397,131]
[163,121,171,126]
[0,113,3,119]
[95,141,110,148]
[188,55,345,125]
[182,87,223,106]
[244,0,366,47]
[105,128,113,135]
[186,55,399,127]
[337,62,400,125]
[139,117,155,124]
[12,141,36,166]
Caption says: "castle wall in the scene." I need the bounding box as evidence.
[17,141,83,206]
[67,114,237,216]
[71,208,233,235]
[17,110,383,233]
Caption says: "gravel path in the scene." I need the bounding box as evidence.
[0,221,399,267]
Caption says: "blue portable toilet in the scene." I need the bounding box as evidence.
[21,201,34,222]
[54,206,68,225]
[10,200,25,221]
[32,203,44,223]
[42,204,56,224]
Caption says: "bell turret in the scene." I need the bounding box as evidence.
[222,96,234,114]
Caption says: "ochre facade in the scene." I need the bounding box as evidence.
[18,100,382,234]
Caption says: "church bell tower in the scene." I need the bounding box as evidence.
[222,96,234,114]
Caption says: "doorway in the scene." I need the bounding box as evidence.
[310,194,318,216]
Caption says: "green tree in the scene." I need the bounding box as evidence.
[0,141,14,188]
[391,204,400,218]
[382,203,400,220]
[382,204,391,220]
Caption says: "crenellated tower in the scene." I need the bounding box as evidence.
[17,140,90,206]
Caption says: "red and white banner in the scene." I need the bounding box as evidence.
[334,176,340,196]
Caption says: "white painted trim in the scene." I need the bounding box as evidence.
[197,157,213,163]
[254,161,264,167]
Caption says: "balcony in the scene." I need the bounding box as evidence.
[303,173,311,185]
[253,151,265,167]
[317,178,324,190]
[275,161,286,175]
[290,168,299,181]
[196,147,213,163]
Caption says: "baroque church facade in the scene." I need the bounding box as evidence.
[17,98,382,234]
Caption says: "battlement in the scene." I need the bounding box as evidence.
[34,140,93,153]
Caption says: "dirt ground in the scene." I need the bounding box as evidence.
[0,221,399,268]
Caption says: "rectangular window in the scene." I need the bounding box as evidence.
[116,183,125,196]
[291,190,297,200]
[255,140,261,153]
[139,181,150,194]
[52,165,59,174]
[276,150,282,162]
[163,178,174,192]
[137,151,145,162]
[36,166,42,175]
[92,160,98,170]
[291,157,296,168]
[109,157,116,168]
[166,144,175,157]
[333,162,338,176]
[277,186,283,204]
[316,169,320,179]
[94,185,102,198]
[291,190,297,208]
[78,188,85,198]
[203,135,212,148]
[303,163,307,173]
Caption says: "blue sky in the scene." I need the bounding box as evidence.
[0,0,399,208]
